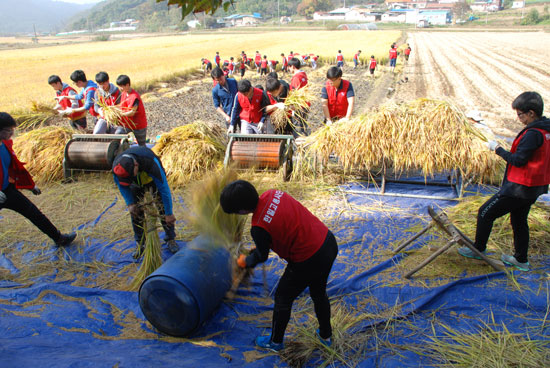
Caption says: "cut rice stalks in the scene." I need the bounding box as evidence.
[270,85,316,135]
[129,190,162,291]
[297,99,506,184]
[153,121,227,187]
[94,97,125,126]
[13,125,75,184]
[12,101,59,130]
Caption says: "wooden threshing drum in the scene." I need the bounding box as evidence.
[229,140,285,169]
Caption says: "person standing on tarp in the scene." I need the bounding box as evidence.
[112,146,178,257]
[458,92,550,271]
[220,180,338,352]
[0,112,76,247]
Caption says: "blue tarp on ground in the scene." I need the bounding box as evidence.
[1,179,549,367]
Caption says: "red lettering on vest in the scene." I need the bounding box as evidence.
[507,128,550,186]
[252,190,328,262]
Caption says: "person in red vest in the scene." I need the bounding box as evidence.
[49,75,87,131]
[260,55,268,76]
[288,57,310,136]
[404,44,412,61]
[254,51,262,73]
[287,51,294,64]
[214,51,221,67]
[459,92,550,271]
[93,71,120,134]
[281,53,288,74]
[201,58,212,75]
[321,66,355,125]
[368,55,377,77]
[227,57,235,76]
[311,54,319,70]
[265,77,289,134]
[336,50,344,68]
[241,51,249,67]
[220,180,338,351]
[389,43,398,72]
[239,57,247,78]
[228,79,269,134]
[0,112,77,247]
[268,59,278,73]
[115,75,148,146]
[353,50,361,69]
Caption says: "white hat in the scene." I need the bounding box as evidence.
[466,110,483,122]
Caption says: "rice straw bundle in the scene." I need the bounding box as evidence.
[445,195,550,256]
[95,98,124,126]
[152,121,226,187]
[13,126,74,183]
[130,190,163,291]
[186,168,246,254]
[12,101,58,130]
[302,99,505,183]
[270,86,316,134]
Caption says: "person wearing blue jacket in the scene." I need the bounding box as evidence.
[211,67,238,128]
[112,146,178,257]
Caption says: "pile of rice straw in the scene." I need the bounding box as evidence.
[95,97,124,126]
[270,85,315,134]
[300,99,505,183]
[13,125,74,184]
[12,101,58,130]
[152,121,226,187]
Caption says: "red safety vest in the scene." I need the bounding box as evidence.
[507,128,550,186]
[119,89,147,130]
[288,54,293,62]
[389,48,397,59]
[337,54,344,61]
[282,57,288,66]
[58,85,86,121]
[261,59,268,68]
[237,88,264,123]
[203,59,210,64]
[84,86,98,117]
[290,71,308,90]
[405,48,411,56]
[228,62,234,71]
[251,190,328,263]
[0,140,35,190]
[369,59,377,69]
[215,55,220,64]
[255,53,261,63]
[354,53,359,60]
[326,79,350,119]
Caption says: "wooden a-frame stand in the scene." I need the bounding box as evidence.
[394,205,503,279]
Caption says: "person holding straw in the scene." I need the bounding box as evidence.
[220,180,338,352]
[458,92,550,271]
[321,66,355,125]
[228,79,269,135]
[116,74,148,146]
[0,112,76,247]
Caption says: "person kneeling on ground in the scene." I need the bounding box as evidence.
[49,75,87,131]
[0,112,76,247]
[112,146,178,257]
[458,91,550,271]
[321,66,355,125]
[220,180,338,351]
[228,79,269,135]
[115,75,148,146]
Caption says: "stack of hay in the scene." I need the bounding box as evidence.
[270,85,316,134]
[299,99,505,184]
[12,101,59,130]
[152,121,227,187]
[13,126,75,183]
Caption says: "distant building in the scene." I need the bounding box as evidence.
[187,20,201,28]
[224,13,263,26]
[511,0,525,8]
[337,23,379,30]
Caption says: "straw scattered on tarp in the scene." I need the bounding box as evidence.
[153,121,226,187]
[13,125,75,183]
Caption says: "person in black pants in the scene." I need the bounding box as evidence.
[458,92,550,271]
[0,112,76,247]
[220,180,338,351]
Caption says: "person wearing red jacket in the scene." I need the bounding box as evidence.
[115,75,148,146]
[459,92,550,271]
[49,75,87,131]
[368,55,377,77]
[288,57,310,136]
[0,112,76,247]
[321,66,355,125]
[220,180,338,352]
[228,79,269,134]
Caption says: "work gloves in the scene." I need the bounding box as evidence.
[227,125,235,134]
[274,103,285,110]
[486,140,499,151]
[257,122,264,132]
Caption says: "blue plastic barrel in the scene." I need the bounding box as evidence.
[138,235,232,337]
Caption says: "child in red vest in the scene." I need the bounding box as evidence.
[404,44,411,61]
[49,75,87,131]
[353,50,361,69]
[115,75,148,146]
[321,66,355,125]
[260,55,268,76]
[336,50,344,68]
[0,112,76,247]
[220,180,338,351]
[369,55,377,77]
[228,79,269,135]
[458,92,550,271]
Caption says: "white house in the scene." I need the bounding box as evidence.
[511,0,525,8]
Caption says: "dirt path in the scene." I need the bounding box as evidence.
[395,31,550,137]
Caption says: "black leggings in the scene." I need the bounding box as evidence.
[271,231,338,343]
[0,184,61,241]
[475,193,536,263]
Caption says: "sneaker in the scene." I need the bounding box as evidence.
[501,254,530,271]
[56,232,76,247]
[458,246,486,260]
[255,335,284,352]
[167,239,179,254]
[316,329,332,347]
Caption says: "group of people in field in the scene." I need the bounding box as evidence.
[48,70,149,146]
